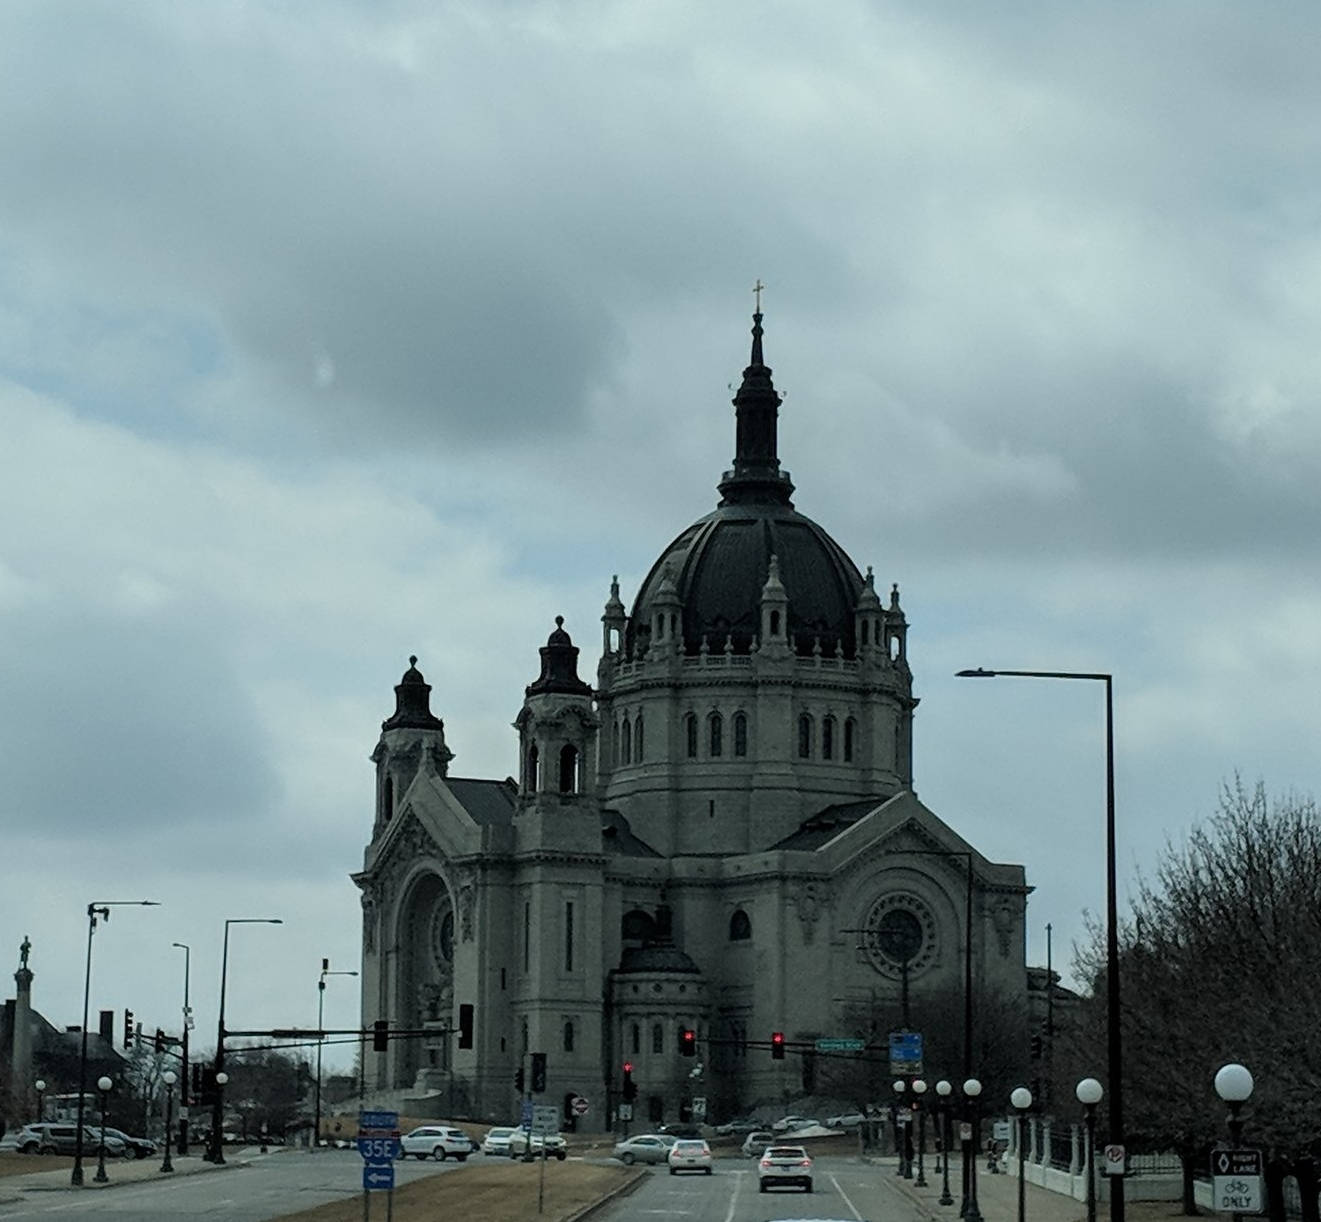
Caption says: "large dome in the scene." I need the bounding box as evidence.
[626,310,866,659]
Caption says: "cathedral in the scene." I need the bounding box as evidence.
[352,309,1030,1130]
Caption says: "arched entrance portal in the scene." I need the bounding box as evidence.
[395,871,455,1090]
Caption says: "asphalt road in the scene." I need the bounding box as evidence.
[593,1155,926,1222]
[0,1148,464,1220]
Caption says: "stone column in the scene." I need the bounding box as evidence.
[13,965,34,1112]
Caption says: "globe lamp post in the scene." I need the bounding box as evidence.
[1011,1087,1033,1222]
[161,1070,177,1173]
[936,1080,955,1205]
[962,1077,983,1222]
[1076,1077,1104,1222]
[94,1076,113,1183]
[1214,1063,1253,1146]
[913,1079,929,1186]
[34,1079,46,1123]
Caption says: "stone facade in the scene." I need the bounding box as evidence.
[353,311,1030,1130]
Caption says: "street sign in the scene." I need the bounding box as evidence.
[1103,1144,1126,1176]
[959,1122,972,1142]
[816,1037,865,1052]
[520,1099,534,1130]
[532,1104,560,1135]
[691,1096,706,1119]
[889,1030,923,1075]
[1212,1149,1264,1214]
[363,1162,395,1191]
[992,1121,1012,1141]
[618,1103,633,1120]
[358,1109,399,1132]
[896,1108,912,1123]
[356,1136,400,1162]
[571,1095,590,1116]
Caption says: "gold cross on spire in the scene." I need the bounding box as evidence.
[753,278,765,313]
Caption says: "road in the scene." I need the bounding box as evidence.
[0,1148,462,1220]
[593,1155,925,1222]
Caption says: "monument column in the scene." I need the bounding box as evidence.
[13,937,35,1115]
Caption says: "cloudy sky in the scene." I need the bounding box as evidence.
[3,1,1319,1077]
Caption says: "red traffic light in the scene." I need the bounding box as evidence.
[680,1029,696,1057]
[771,1031,785,1060]
[622,1061,633,1074]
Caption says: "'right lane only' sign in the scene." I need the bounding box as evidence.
[1212,1148,1264,1214]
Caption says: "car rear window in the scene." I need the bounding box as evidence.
[675,1140,705,1151]
[767,1146,807,1158]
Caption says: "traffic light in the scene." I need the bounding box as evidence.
[373,1019,389,1052]
[198,1066,218,1106]
[515,1067,526,1093]
[679,1028,696,1057]
[622,1062,636,1102]
[530,1052,547,1094]
[771,1031,785,1060]
[123,1009,134,1049]
[458,1003,474,1050]
[154,1027,166,1053]
[1030,1033,1043,1061]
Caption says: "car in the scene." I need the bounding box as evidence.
[612,1133,673,1165]
[19,1123,127,1158]
[772,1114,820,1133]
[741,1130,775,1158]
[758,1144,814,1192]
[399,1125,473,1161]
[667,1138,713,1175]
[658,1122,703,1139]
[102,1127,158,1159]
[480,1126,518,1156]
[714,1117,761,1135]
[507,1129,567,1159]
[825,1112,866,1130]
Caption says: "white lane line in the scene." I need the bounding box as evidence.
[828,1171,865,1221]
[722,1165,744,1222]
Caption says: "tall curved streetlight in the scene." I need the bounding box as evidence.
[957,667,1124,1222]
[315,960,358,1149]
[172,942,191,1155]
[71,899,159,1186]
[1077,1077,1104,1222]
[212,918,282,1164]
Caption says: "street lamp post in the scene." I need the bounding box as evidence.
[893,1079,910,1177]
[172,942,191,1155]
[94,1076,113,1183]
[913,1079,929,1186]
[1214,1063,1253,1146]
[1011,1087,1033,1222]
[71,899,158,1187]
[1077,1077,1104,1222]
[212,918,283,1164]
[936,1080,955,1206]
[161,1070,177,1173]
[962,1077,984,1222]
[957,667,1124,1222]
[34,1079,46,1123]
[315,960,358,1151]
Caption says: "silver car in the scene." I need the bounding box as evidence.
[612,1133,675,1165]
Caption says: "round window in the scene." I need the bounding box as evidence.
[861,893,938,978]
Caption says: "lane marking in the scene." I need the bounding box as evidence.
[828,1171,865,1220]
[722,1163,743,1222]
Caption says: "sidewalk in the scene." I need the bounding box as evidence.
[0,1148,270,1203]
[884,1155,1087,1222]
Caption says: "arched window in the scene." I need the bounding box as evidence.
[823,716,836,761]
[621,719,632,764]
[685,713,698,759]
[558,744,578,793]
[861,620,869,646]
[729,909,752,941]
[613,721,621,765]
[652,1023,664,1054]
[635,713,644,762]
[563,1021,575,1052]
[770,610,781,635]
[844,717,856,762]
[798,714,813,759]
[709,712,723,757]
[383,776,394,823]
[526,745,539,792]
[630,1023,640,1054]
[733,712,748,757]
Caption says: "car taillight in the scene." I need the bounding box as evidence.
[800,1158,812,1166]
[760,1158,771,1167]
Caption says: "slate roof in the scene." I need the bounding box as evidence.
[447,777,519,826]
[601,808,662,858]
[768,797,889,851]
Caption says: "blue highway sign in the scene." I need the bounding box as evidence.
[363,1162,395,1191]
[357,1136,400,1162]
[359,1109,399,1132]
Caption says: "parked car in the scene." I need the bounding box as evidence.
[758,1144,814,1192]
[102,1127,157,1159]
[658,1122,703,1139]
[508,1129,567,1159]
[612,1133,674,1165]
[825,1112,866,1130]
[667,1138,713,1175]
[714,1117,760,1135]
[771,1114,820,1133]
[480,1126,518,1156]
[18,1123,127,1158]
[399,1125,472,1161]
[741,1130,775,1158]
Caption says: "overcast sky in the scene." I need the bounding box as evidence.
[3,1,1319,1079]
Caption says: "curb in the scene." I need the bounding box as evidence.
[562,1168,649,1222]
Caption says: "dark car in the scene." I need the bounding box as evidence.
[102,1127,158,1159]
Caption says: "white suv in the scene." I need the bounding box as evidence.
[399,1125,473,1161]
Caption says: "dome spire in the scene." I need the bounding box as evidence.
[717,286,795,508]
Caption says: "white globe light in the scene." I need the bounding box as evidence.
[1076,1077,1103,1106]
[963,1078,982,1097]
[163,1070,177,1086]
[912,1079,928,1094]
[215,1071,229,1086]
[35,1078,46,1091]
[1011,1086,1033,1111]
[97,1076,113,1092]
[893,1080,906,1093]
[1214,1063,1253,1103]
[936,1079,952,1097]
